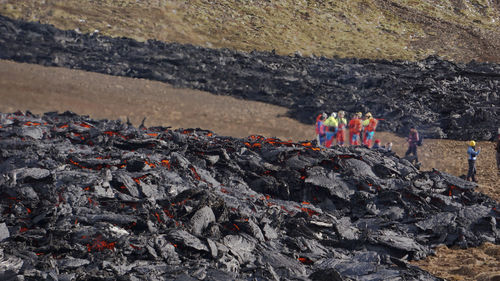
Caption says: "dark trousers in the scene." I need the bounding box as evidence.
[405,145,418,162]
[467,160,477,182]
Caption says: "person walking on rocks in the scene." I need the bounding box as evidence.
[324,112,338,148]
[348,112,363,146]
[466,140,481,182]
[362,112,378,148]
[405,126,420,163]
[336,110,348,146]
[315,113,327,147]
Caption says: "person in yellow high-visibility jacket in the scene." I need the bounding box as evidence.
[362,112,378,147]
[323,112,338,148]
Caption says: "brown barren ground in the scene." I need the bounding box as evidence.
[0,59,499,280]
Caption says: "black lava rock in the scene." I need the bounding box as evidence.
[0,111,498,280]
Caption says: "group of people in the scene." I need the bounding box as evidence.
[315,111,379,148]
[316,112,500,183]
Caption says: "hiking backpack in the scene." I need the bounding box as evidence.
[417,134,423,146]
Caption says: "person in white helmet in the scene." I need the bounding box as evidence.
[466,140,481,182]
[362,112,378,148]
[336,110,348,146]
[323,112,338,148]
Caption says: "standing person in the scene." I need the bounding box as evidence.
[336,110,348,146]
[315,113,327,147]
[405,126,419,163]
[466,140,481,182]
[496,128,500,175]
[348,112,363,145]
[385,142,393,152]
[362,112,378,147]
[323,112,338,148]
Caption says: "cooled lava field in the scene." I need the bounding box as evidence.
[0,111,498,280]
[0,15,499,141]
[1,11,500,281]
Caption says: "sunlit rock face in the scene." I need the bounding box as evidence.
[0,111,498,280]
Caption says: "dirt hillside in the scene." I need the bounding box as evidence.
[1,0,499,62]
[1,58,499,280]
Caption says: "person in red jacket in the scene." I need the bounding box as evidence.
[323,112,338,148]
[348,112,363,145]
[336,110,348,146]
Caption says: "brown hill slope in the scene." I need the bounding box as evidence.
[1,0,500,62]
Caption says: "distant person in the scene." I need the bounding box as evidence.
[385,142,393,152]
[348,112,363,145]
[372,139,381,149]
[362,112,378,147]
[496,129,500,175]
[378,142,395,156]
[405,126,419,163]
[336,110,347,146]
[323,112,338,148]
[466,140,481,183]
[315,113,327,147]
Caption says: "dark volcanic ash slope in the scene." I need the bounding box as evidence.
[0,111,499,281]
[0,15,499,141]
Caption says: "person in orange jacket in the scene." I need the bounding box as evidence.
[348,112,363,145]
[336,110,348,146]
[323,112,338,148]
[362,112,378,147]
